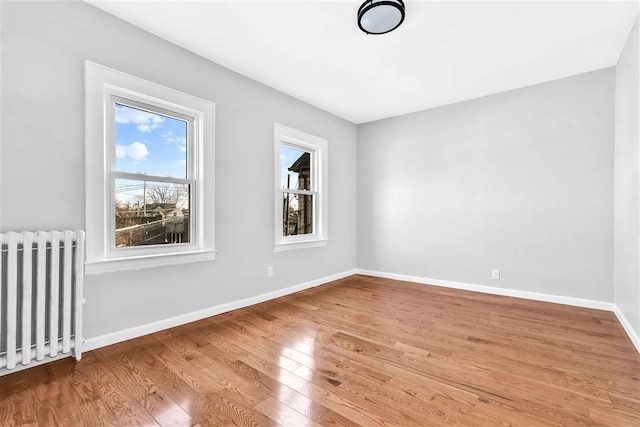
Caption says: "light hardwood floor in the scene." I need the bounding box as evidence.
[1,274,639,426]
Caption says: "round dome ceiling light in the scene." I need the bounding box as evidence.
[357,0,405,35]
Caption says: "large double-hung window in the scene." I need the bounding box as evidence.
[85,62,215,273]
[113,100,193,249]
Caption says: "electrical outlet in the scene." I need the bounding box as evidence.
[267,266,273,277]
[491,269,500,280]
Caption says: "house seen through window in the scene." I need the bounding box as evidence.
[281,146,313,236]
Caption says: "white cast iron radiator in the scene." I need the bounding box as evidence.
[0,230,85,372]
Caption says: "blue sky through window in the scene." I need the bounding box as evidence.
[281,146,306,190]
[115,104,187,178]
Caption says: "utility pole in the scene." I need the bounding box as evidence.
[143,176,147,217]
[284,174,290,235]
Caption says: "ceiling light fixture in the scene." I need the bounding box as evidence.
[357,0,405,35]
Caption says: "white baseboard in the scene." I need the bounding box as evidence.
[612,305,640,353]
[357,269,615,311]
[83,269,357,352]
[357,269,640,354]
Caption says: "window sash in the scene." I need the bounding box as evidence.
[110,175,195,250]
[281,191,316,238]
[281,142,318,191]
[110,95,195,180]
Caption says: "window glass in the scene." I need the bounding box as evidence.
[115,179,190,247]
[281,146,311,191]
[115,104,188,179]
[282,192,314,236]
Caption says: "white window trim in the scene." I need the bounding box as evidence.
[274,123,328,252]
[85,61,215,274]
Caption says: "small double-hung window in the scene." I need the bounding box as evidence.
[85,61,215,273]
[274,124,328,252]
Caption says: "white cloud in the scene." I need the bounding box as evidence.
[161,132,187,153]
[115,142,150,161]
[115,105,165,133]
[177,137,187,152]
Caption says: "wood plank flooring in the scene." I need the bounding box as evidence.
[1,274,638,426]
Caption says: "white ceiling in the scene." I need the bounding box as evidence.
[86,0,639,124]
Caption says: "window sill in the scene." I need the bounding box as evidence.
[274,239,327,252]
[85,250,216,275]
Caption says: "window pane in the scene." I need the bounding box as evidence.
[282,192,313,236]
[115,179,190,247]
[115,104,188,179]
[281,146,311,190]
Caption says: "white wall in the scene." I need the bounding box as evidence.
[0,1,357,339]
[357,69,615,302]
[614,17,640,337]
